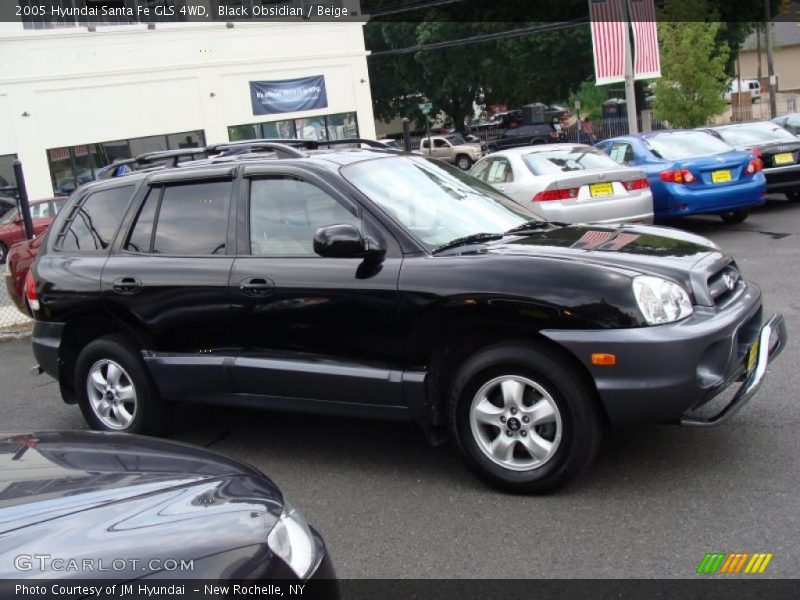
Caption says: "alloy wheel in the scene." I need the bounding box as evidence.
[86,359,137,430]
[469,375,562,471]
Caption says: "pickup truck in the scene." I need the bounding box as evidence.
[420,134,483,170]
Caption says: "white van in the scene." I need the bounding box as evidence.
[726,79,762,103]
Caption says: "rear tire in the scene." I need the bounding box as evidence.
[787,191,800,202]
[74,334,168,435]
[719,209,749,224]
[448,342,603,494]
[0,242,7,265]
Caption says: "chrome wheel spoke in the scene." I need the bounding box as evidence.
[112,403,133,428]
[520,431,553,461]
[96,399,112,418]
[524,399,556,425]
[106,363,123,388]
[489,435,516,462]
[117,385,135,402]
[90,371,107,394]
[473,397,503,425]
[87,360,137,430]
[500,380,524,409]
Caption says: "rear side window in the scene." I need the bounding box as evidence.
[126,181,231,255]
[58,186,134,252]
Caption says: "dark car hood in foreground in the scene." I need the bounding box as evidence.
[0,432,284,578]
[481,224,723,281]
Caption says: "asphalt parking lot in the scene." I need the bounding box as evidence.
[2,196,799,579]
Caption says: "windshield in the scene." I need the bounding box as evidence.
[644,132,732,159]
[714,122,797,146]
[523,147,621,175]
[341,156,535,249]
[0,208,19,225]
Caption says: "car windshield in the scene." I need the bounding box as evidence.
[523,147,620,175]
[644,132,732,159]
[715,122,797,145]
[341,156,536,249]
[445,134,467,145]
[0,208,19,225]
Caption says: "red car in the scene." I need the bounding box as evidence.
[0,197,65,264]
[5,234,44,315]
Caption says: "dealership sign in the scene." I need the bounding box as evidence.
[249,76,328,116]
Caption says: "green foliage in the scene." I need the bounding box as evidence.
[652,0,730,128]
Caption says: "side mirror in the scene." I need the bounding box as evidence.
[313,224,385,260]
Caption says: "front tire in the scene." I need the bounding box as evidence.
[456,154,473,171]
[719,209,749,224]
[448,342,603,493]
[74,334,168,435]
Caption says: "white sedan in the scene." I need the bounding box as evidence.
[469,144,654,224]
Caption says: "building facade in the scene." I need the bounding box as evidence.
[0,18,375,199]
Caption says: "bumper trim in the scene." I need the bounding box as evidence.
[680,313,787,427]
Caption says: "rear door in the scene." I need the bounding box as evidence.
[229,165,405,408]
[101,167,237,400]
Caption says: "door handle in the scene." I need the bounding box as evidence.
[112,277,142,295]
[239,277,275,296]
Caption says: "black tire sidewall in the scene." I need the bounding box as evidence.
[74,335,166,435]
[0,242,7,265]
[449,343,601,493]
[720,209,749,224]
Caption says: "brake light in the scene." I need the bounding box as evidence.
[624,178,650,191]
[25,271,39,312]
[659,169,696,184]
[533,187,579,202]
[745,158,763,175]
[751,148,763,158]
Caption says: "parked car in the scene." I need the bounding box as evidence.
[772,113,800,136]
[0,431,337,588]
[596,131,767,223]
[0,197,65,263]
[5,234,43,315]
[485,123,561,153]
[419,133,483,170]
[28,139,786,493]
[725,78,762,103]
[469,144,653,224]
[699,121,800,202]
[0,195,14,219]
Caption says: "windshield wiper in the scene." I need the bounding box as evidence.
[432,233,504,254]
[504,221,565,235]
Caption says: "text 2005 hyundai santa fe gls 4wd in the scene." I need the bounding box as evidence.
[27,140,787,493]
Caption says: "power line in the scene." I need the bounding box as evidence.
[365,0,464,17]
[369,19,589,57]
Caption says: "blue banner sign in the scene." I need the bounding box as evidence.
[249,76,328,116]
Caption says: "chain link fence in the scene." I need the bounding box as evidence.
[0,264,31,336]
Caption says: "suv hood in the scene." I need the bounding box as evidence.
[481,224,726,293]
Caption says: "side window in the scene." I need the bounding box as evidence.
[155,181,231,255]
[421,140,430,149]
[470,159,491,181]
[249,177,360,256]
[486,158,513,184]
[58,186,134,252]
[433,139,448,148]
[31,203,50,218]
[787,117,800,134]
[126,187,160,253]
[609,143,633,165]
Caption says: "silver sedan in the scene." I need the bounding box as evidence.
[469,144,654,224]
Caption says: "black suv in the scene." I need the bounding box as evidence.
[30,139,786,493]
[486,123,561,153]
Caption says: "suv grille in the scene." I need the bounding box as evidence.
[707,264,745,308]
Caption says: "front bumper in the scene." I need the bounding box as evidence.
[541,282,787,426]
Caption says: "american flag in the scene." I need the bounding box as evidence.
[589,0,627,85]
[598,232,640,251]
[571,230,615,250]
[628,0,662,80]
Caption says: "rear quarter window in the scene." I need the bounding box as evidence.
[56,185,135,252]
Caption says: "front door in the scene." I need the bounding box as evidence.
[230,168,404,407]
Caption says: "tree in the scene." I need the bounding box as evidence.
[652,0,730,128]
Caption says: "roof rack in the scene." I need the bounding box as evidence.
[208,138,396,155]
[207,140,308,158]
[97,149,207,179]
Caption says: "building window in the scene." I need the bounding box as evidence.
[227,112,358,143]
[47,130,205,195]
[0,155,18,198]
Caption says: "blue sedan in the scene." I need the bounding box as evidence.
[596,131,766,223]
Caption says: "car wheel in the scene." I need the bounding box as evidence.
[0,242,7,265]
[456,155,473,171]
[75,334,168,435]
[719,209,749,224]
[787,191,800,202]
[448,342,603,493]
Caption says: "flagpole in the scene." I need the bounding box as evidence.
[622,1,638,134]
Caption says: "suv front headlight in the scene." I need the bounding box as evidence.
[632,275,693,325]
[267,500,318,579]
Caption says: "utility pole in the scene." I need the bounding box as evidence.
[765,0,777,119]
[622,2,638,135]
